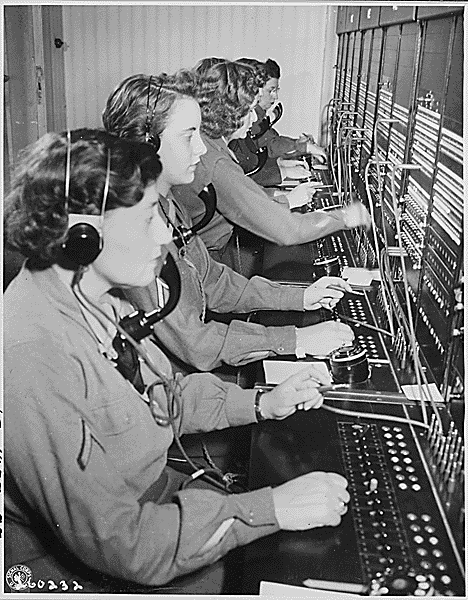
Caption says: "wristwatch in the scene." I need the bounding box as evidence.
[254,390,267,422]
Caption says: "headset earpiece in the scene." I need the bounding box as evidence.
[62,134,111,266]
[63,215,103,266]
[145,133,160,151]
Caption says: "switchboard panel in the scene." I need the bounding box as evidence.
[359,6,381,30]
[331,8,464,399]
[380,5,417,27]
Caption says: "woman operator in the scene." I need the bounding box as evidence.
[102,71,355,373]
[4,129,350,593]
[230,57,327,187]
[171,59,371,273]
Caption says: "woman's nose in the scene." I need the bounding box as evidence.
[193,132,207,158]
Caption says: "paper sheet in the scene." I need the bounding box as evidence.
[401,383,444,403]
[263,360,330,385]
[341,266,378,286]
[287,189,317,209]
[260,580,359,597]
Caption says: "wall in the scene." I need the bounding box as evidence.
[62,4,337,142]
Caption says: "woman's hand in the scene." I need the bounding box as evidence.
[306,142,327,163]
[258,364,332,420]
[296,321,354,357]
[303,276,353,310]
[341,201,371,229]
[286,181,317,208]
[272,471,350,530]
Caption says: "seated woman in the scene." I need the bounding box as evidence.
[230,57,326,187]
[102,71,355,374]
[4,129,350,593]
[171,59,371,274]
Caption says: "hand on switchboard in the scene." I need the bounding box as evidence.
[296,321,354,357]
[258,364,332,421]
[272,471,350,530]
[303,276,353,310]
[286,181,318,207]
[341,201,372,230]
[297,134,327,164]
[305,142,327,163]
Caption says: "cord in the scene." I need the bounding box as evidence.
[389,163,429,427]
[73,273,179,426]
[321,403,429,430]
[71,271,236,494]
[364,159,395,335]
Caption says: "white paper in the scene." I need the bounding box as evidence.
[340,266,375,287]
[287,189,317,209]
[401,383,444,403]
[263,360,330,385]
[260,580,359,597]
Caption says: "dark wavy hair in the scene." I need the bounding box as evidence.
[265,58,281,79]
[102,70,198,143]
[193,57,226,77]
[195,59,267,139]
[236,57,268,82]
[4,129,161,268]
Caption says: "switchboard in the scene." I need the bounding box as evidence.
[330,7,464,397]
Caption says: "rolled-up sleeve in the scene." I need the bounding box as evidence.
[200,245,304,313]
[210,153,347,246]
[258,128,306,159]
[5,342,280,588]
[126,244,301,370]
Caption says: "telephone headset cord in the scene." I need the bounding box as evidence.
[72,271,234,493]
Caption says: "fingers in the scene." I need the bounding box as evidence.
[336,500,348,516]
[321,297,341,311]
[354,203,371,228]
[288,365,332,387]
[302,396,324,411]
[319,288,344,300]
[294,388,324,410]
[315,276,353,294]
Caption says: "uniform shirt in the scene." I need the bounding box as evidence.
[172,134,348,253]
[126,193,303,371]
[252,105,309,159]
[4,267,279,587]
[230,105,309,187]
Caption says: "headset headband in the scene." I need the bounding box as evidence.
[145,76,164,144]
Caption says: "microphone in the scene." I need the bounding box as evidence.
[117,252,181,341]
[270,102,283,127]
[240,131,268,177]
[172,184,217,248]
[250,116,270,140]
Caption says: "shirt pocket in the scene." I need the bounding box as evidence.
[90,400,137,436]
[88,398,164,479]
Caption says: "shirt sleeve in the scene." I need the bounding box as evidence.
[210,154,348,246]
[5,341,280,588]
[126,274,298,371]
[257,128,308,159]
[198,239,305,313]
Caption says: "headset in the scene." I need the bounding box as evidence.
[161,184,218,249]
[62,130,110,266]
[243,132,268,177]
[144,75,163,151]
[270,101,283,127]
